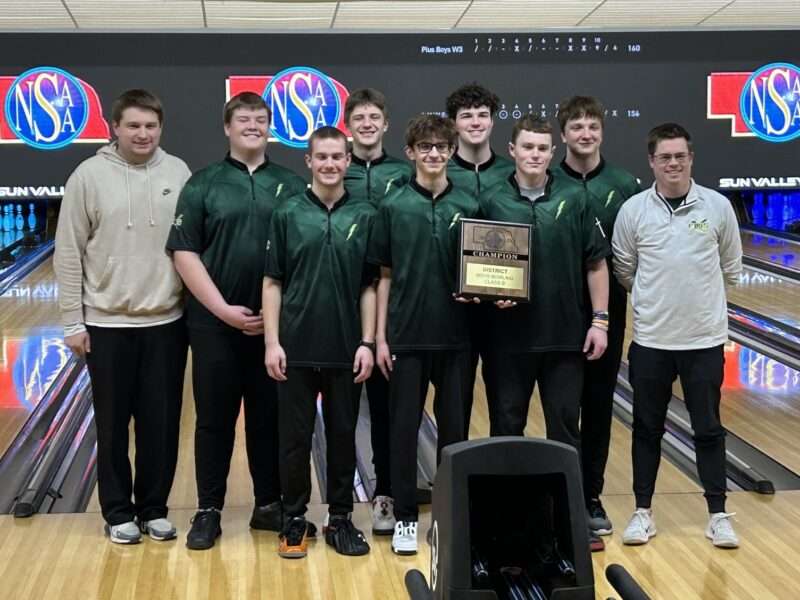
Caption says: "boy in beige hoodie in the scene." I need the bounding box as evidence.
[54,89,191,544]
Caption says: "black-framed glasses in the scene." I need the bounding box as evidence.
[651,152,691,165]
[415,142,451,154]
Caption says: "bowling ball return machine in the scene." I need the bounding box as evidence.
[406,437,651,600]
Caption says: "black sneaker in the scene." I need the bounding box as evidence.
[186,508,222,550]
[587,498,613,536]
[324,514,370,556]
[250,501,283,531]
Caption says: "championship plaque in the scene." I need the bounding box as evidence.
[458,218,531,301]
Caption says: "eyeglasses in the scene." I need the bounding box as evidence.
[652,152,691,165]
[415,142,451,154]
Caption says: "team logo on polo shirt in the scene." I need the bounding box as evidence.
[226,68,350,148]
[689,218,710,233]
[707,62,800,142]
[1,66,109,150]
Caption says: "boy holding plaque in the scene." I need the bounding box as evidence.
[343,88,413,536]
[445,83,515,430]
[553,96,641,540]
[478,114,609,469]
[368,115,479,556]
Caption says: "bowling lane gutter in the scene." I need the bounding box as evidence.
[727,303,800,371]
[0,353,94,515]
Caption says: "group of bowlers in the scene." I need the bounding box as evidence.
[53,81,743,561]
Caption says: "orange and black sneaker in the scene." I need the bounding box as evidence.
[278,516,309,559]
[589,528,605,552]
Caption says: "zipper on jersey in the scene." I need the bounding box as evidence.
[366,161,372,204]
[327,210,333,244]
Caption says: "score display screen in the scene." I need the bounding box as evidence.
[0,30,797,189]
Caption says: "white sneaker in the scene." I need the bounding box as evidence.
[372,495,396,536]
[622,508,657,545]
[140,517,177,541]
[392,520,418,555]
[104,521,142,544]
[706,512,739,548]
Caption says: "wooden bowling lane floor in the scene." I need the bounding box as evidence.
[728,265,800,328]
[741,230,800,274]
[0,258,60,334]
[4,491,800,599]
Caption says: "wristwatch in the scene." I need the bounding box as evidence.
[359,340,377,353]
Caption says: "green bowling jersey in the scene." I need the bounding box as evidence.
[166,155,306,331]
[367,179,479,351]
[553,158,640,308]
[478,172,610,352]
[552,158,640,241]
[448,151,515,198]
[344,152,413,207]
[265,190,375,368]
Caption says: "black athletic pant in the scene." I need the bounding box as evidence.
[390,350,470,522]
[628,342,727,513]
[85,319,187,525]
[486,350,584,453]
[580,289,627,503]
[278,367,362,518]
[189,328,280,510]
[465,305,489,437]
[365,371,391,497]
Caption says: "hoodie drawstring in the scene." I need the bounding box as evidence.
[125,164,133,228]
[146,163,155,226]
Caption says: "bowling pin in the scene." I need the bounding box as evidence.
[28,203,37,231]
[15,205,24,230]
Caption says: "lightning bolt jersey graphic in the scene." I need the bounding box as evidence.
[555,200,566,220]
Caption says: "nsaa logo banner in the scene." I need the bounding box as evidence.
[708,62,800,142]
[227,67,350,148]
[1,66,109,150]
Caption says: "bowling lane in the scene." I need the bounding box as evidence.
[741,229,800,274]
[0,258,69,457]
[728,266,800,329]
[623,304,800,477]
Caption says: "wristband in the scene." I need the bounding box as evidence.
[359,340,376,353]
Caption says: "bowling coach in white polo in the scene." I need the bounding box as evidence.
[612,122,743,549]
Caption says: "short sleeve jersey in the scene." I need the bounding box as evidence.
[478,172,610,352]
[553,158,641,241]
[265,190,375,368]
[166,155,307,330]
[344,152,413,207]
[448,151,516,199]
[367,179,479,351]
[553,158,641,308]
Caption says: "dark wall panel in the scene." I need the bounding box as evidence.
[0,31,797,189]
